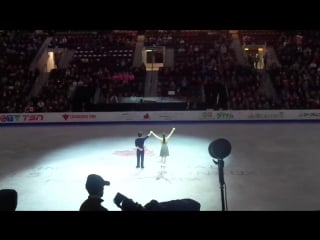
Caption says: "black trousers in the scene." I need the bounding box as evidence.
[136,150,144,167]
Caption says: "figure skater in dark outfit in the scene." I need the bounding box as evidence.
[135,131,152,168]
[151,128,175,164]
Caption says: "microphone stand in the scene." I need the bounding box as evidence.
[213,158,227,211]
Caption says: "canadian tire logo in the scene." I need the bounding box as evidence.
[62,114,69,120]
[144,113,150,119]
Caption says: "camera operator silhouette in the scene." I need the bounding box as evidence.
[80,174,110,211]
[0,189,18,211]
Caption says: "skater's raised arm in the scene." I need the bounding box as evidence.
[151,131,162,141]
[166,128,175,141]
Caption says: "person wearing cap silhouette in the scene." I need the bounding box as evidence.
[80,174,110,211]
[0,189,18,211]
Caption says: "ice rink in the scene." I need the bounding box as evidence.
[1,122,320,211]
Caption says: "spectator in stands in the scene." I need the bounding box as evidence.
[0,189,18,211]
[109,92,119,103]
[151,128,175,165]
[79,174,110,211]
[135,131,152,168]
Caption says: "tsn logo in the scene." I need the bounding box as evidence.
[0,114,44,123]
